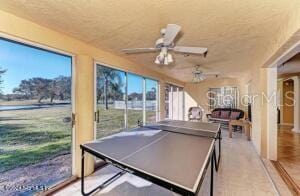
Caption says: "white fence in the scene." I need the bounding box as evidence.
[114,101,156,110]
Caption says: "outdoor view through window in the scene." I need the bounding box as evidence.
[0,38,72,195]
[95,65,158,139]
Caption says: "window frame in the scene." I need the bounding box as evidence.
[164,83,185,120]
[208,86,238,110]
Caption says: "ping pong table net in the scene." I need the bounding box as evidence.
[141,123,218,139]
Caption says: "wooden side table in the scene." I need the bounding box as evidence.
[229,119,251,141]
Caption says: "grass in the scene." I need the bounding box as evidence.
[0,106,72,172]
[0,102,156,172]
[96,104,156,138]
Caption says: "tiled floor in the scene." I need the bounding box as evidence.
[54,130,278,196]
[277,125,300,188]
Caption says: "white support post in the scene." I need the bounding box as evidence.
[266,68,277,160]
[143,78,146,125]
[125,73,128,129]
[156,82,160,122]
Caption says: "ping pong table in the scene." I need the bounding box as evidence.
[80,120,221,196]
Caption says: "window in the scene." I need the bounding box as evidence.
[127,73,143,128]
[145,79,158,123]
[96,66,126,138]
[164,83,184,120]
[165,84,171,119]
[95,64,159,137]
[208,86,237,110]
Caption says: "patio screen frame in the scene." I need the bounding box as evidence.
[93,62,160,138]
[164,83,185,120]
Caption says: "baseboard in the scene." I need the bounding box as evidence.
[271,161,300,195]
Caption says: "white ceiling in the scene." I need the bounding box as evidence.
[0,0,298,82]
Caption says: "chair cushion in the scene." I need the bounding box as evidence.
[230,111,241,120]
[211,111,220,118]
[220,111,230,119]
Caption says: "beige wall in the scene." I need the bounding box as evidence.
[0,10,184,177]
[184,78,248,120]
[248,3,300,158]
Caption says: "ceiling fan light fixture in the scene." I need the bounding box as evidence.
[192,71,206,83]
[164,56,169,65]
[154,56,161,64]
[158,52,164,61]
[167,53,173,63]
[122,24,208,66]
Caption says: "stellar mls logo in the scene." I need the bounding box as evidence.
[1,184,48,191]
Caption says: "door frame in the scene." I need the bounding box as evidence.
[0,33,77,175]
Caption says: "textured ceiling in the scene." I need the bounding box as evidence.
[0,0,298,82]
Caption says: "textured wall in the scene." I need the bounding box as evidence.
[249,3,300,157]
[184,78,248,120]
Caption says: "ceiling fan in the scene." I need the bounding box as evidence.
[192,65,220,83]
[122,24,208,65]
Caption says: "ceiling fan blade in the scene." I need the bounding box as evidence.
[163,24,181,46]
[203,72,220,75]
[122,48,160,54]
[172,46,208,55]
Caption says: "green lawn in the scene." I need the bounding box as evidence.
[96,105,156,138]
[0,106,72,172]
[0,104,156,172]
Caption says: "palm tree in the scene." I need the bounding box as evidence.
[97,67,123,109]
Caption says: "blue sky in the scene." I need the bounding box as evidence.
[127,74,157,94]
[128,73,143,94]
[104,72,157,94]
[0,39,71,94]
[0,38,157,95]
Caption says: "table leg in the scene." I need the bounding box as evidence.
[245,125,250,141]
[210,149,214,196]
[229,123,232,138]
[81,148,125,196]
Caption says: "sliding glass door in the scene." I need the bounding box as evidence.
[165,83,184,120]
[95,64,159,137]
[95,65,126,139]
[0,38,73,195]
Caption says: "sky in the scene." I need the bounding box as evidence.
[0,38,157,95]
[112,72,157,94]
[0,39,71,94]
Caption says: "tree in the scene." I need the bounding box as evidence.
[97,67,124,109]
[0,67,6,94]
[49,76,71,102]
[13,76,71,103]
[146,87,157,100]
[13,78,52,102]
